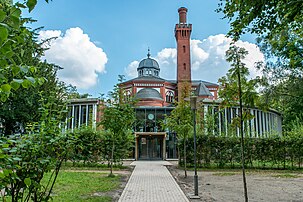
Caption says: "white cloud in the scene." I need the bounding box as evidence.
[125,61,139,78]
[39,27,108,89]
[125,34,264,83]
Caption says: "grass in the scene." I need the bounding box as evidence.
[46,171,121,202]
[0,171,122,202]
[61,161,128,171]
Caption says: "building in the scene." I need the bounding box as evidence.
[67,7,282,160]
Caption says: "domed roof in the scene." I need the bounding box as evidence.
[135,88,163,100]
[138,57,160,70]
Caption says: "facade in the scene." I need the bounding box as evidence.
[66,7,282,160]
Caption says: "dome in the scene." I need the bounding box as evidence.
[137,58,160,70]
[135,88,163,100]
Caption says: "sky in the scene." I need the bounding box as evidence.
[22,0,264,97]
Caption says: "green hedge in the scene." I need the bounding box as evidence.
[181,135,303,169]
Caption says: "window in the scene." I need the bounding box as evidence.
[124,90,131,101]
[183,45,186,53]
[166,91,174,103]
[183,63,186,70]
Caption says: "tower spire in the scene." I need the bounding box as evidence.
[175,7,192,101]
[147,47,151,58]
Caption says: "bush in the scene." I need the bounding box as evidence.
[67,127,103,165]
[182,135,303,170]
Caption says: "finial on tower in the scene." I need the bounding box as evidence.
[178,7,188,24]
[147,47,151,58]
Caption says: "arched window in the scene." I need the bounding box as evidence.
[183,45,186,53]
[124,90,131,101]
[166,91,174,103]
[183,63,186,70]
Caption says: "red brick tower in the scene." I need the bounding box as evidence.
[175,7,192,101]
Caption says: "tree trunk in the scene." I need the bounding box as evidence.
[237,61,248,202]
[184,138,187,178]
[110,140,115,176]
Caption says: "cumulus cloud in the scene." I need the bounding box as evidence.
[39,27,108,89]
[125,61,139,78]
[125,34,264,83]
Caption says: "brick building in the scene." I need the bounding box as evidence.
[67,7,282,160]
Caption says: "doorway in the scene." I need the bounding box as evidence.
[138,136,163,160]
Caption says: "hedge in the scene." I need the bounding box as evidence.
[180,135,303,169]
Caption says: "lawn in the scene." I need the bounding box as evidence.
[48,171,121,202]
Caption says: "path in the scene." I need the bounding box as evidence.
[118,161,189,202]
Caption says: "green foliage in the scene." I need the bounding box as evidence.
[163,100,193,177]
[219,45,260,109]
[182,135,303,170]
[0,0,67,136]
[100,130,134,166]
[0,95,76,201]
[67,126,103,165]
[261,74,303,130]
[0,1,43,102]
[0,1,81,201]
[164,101,193,139]
[99,75,136,175]
[217,0,303,130]
[217,0,302,70]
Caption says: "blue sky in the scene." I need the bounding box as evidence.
[23,0,264,97]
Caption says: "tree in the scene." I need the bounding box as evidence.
[164,100,193,178]
[218,44,261,201]
[217,0,303,129]
[217,0,302,70]
[0,0,48,102]
[99,75,136,176]
[0,1,76,201]
[0,91,76,202]
[0,0,68,135]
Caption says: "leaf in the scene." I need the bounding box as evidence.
[24,178,31,186]
[7,16,20,29]
[10,80,20,90]
[15,2,27,8]
[26,0,37,13]
[25,76,35,84]
[0,26,8,42]
[11,7,21,18]
[13,157,22,161]
[3,169,12,176]
[20,66,29,73]
[12,65,20,76]
[1,84,11,92]
[29,66,36,73]
[20,49,25,57]
[21,79,31,88]
[0,23,9,29]
[0,10,6,22]
[13,79,23,84]
[37,77,45,85]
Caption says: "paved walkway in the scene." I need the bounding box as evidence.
[118,161,189,202]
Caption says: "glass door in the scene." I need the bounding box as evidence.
[138,136,163,160]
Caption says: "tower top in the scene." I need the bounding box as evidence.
[147,47,151,58]
[178,7,188,24]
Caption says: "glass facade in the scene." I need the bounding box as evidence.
[203,104,282,137]
[134,107,178,159]
[66,100,98,131]
[134,107,173,132]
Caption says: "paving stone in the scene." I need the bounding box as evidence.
[119,161,189,202]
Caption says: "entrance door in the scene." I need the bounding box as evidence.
[138,136,163,160]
